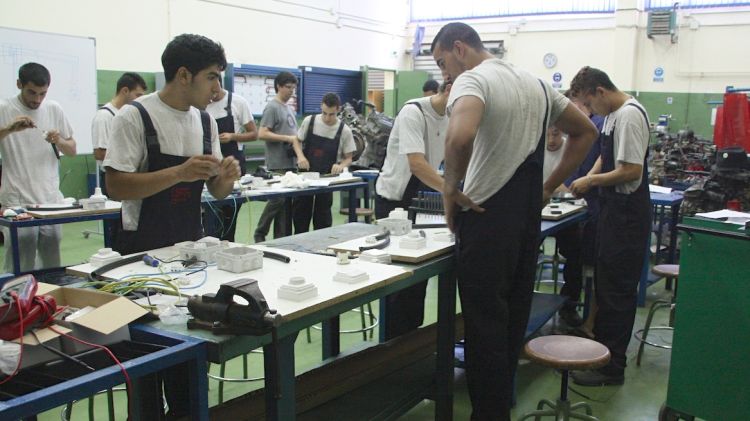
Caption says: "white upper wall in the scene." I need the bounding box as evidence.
[0,0,410,71]
[2,0,749,94]
[409,4,750,93]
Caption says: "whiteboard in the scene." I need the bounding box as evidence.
[0,27,97,154]
[232,73,298,117]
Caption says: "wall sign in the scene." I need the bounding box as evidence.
[653,66,665,83]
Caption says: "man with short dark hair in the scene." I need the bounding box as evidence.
[254,71,298,242]
[569,66,652,386]
[0,62,77,272]
[105,34,237,418]
[375,81,450,340]
[291,92,355,233]
[105,33,238,254]
[91,72,147,193]
[92,72,148,164]
[432,22,597,420]
[422,79,439,96]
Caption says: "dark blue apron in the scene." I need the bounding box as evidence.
[216,91,246,175]
[303,115,343,174]
[114,102,211,254]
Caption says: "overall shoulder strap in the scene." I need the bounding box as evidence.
[130,102,160,154]
[225,91,233,116]
[99,106,115,116]
[199,110,212,154]
[306,115,316,140]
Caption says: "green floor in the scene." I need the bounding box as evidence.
[3,197,679,420]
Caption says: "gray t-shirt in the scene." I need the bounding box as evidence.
[260,99,297,170]
[602,97,650,194]
[447,58,569,205]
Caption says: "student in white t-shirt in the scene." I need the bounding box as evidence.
[374,82,450,340]
[568,66,652,387]
[91,72,148,164]
[0,62,77,272]
[91,72,147,193]
[104,34,239,419]
[543,125,566,183]
[205,85,258,241]
[291,92,356,233]
[431,22,597,420]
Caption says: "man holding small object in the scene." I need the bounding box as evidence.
[0,62,77,272]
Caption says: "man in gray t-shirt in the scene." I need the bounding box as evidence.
[432,22,597,420]
[254,71,298,242]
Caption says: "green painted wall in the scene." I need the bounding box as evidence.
[633,91,723,139]
[396,70,430,112]
[96,70,156,105]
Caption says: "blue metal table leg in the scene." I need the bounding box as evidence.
[11,224,21,274]
[435,268,456,421]
[188,344,209,421]
[264,332,299,421]
[378,298,388,343]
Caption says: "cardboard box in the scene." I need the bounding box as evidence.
[17,282,149,357]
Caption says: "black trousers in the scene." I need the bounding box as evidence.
[375,188,428,341]
[456,164,541,421]
[593,194,651,374]
[254,198,289,242]
[556,224,583,310]
[292,192,333,234]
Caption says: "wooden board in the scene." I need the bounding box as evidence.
[328,227,455,263]
[541,202,586,221]
[27,200,121,218]
[67,244,410,323]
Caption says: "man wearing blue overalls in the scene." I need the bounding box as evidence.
[569,66,652,386]
[104,34,239,418]
[291,92,355,233]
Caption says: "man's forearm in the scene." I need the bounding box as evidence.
[443,140,471,192]
[589,163,642,188]
[234,131,257,142]
[259,127,292,143]
[409,156,443,192]
[106,167,181,200]
[56,137,77,156]
[543,132,594,192]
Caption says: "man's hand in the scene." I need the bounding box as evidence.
[215,156,241,181]
[297,156,310,170]
[218,132,234,143]
[570,175,593,197]
[443,187,484,232]
[5,116,36,133]
[331,163,345,174]
[176,155,221,182]
[286,135,296,144]
[45,129,61,144]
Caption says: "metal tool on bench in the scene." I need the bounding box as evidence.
[187,278,281,335]
[187,279,284,397]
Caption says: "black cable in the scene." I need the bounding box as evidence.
[262,251,291,263]
[89,253,147,282]
[29,330,96,372]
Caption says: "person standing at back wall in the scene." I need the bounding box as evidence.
[0,62,77,273]
[91,72,147,194]
[254,71,298,243]
[206,80,258,241]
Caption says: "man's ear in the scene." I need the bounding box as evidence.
[176,67,192,85]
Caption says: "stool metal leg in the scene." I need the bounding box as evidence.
[571,401,593,415]
[636,300,672,366]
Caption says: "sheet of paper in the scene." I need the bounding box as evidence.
[649,184,673,194]
[695,209,750,225]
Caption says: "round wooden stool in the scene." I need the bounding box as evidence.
[635,264,680,366]
[519,335,610,421]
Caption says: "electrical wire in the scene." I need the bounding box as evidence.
[48,325,133,419]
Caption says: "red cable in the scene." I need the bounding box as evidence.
[0,297,24,385]
[47,325,133,419]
